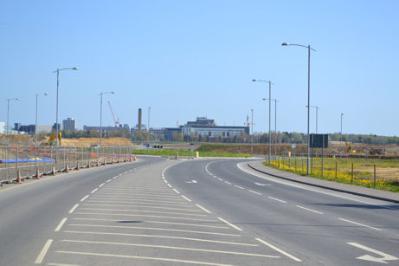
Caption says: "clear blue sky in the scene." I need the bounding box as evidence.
[1,0,398,136]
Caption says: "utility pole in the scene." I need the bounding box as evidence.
[340,113,344,142]
[147,106,151,141]
[99,91,114,146]
[6,98,19,135]
[250,109,254,153]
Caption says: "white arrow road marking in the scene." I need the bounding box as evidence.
[347,242,398,264]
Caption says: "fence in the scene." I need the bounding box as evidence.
[0,145,136,184]
[268,155,399,190]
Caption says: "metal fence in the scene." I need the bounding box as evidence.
[269,155,399,189]
[0,145,136,184]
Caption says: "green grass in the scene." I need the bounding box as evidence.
[266,157,399,193]
[132,149,251,158]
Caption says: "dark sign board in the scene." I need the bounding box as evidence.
[310,134,328,148]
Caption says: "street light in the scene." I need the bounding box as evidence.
[282,42,316,176]
[306,105,319,134]
[253,79,273,163]
[263,98,278,155]
[35,92,48,142]
[6,98,19,134]
[99,91,115,146]
[53,67,78,146]
[340,113,344,142]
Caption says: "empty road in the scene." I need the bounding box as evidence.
[0,156,398,265]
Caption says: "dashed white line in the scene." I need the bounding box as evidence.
[296,205,324,215]
[69,204,79,214]
[338,218,381,231]
[80,195,90,202]
[218,178,223,182]
[91,188,98,194]
[172,188,180,194]
[224,181,232,185]
[105,179,112,183]
[248,189,262,196]
[217,217,242,232]
[55,217,68,232]
[98,183,105,188]
[268,196,287,203]
[196,204,211,214]
[234,185,245,189]
[34,239,53,264]
[167,184,172,188]
[256,238,302,262]
[181,195,192,202]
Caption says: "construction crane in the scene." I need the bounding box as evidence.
[107,100,120,127]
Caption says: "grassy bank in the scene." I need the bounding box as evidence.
[133,148,250,158]
[266,157,399,192]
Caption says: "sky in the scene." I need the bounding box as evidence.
[0,0,398,136]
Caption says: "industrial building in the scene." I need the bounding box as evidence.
[62,118,76,131]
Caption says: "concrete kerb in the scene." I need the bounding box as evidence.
[247,162,399,204]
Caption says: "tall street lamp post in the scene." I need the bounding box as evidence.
[264,98,278,155]
[282,42,316,176]
[99,91,115,146]
[53,67,78,146]
[35,92,48,142]
[340,112,344,142]
[253,79,272,163]
[6,98,19,134]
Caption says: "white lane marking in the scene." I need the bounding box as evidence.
[218,178,223,182]
[205,161,214,176]
[92,193,181,200]
[338,218,381,231]
[347,242,398,264]
[80,195,90,202]
[87,199,188,206]
[72,217,230,229]
[56,250,233,266]
[84,203,199,213]
[105,179,112,183]
[254,182,269,186]
[234,185,245,189]
[74,212,217,222]
[62,239,279,258]
[185,179,197,184]
[224,181,232,185]
[91,188,98,194]
[112,176,118,180]
[248,189,262,196]
[64,230,258,246]
[268,196,287,203]
[68,204,79,214]
[68,223,239,237]
[296,205,323,215]
[181,195,192,202]
[79,208,207,217]
[167,184,172,188]
[34,239,53,264]
[55,217,68,232]
[98,183,105,188]
[256,237,302,262]
[196,204,211,214]
[172,188,180,194]
[218,217,242,232]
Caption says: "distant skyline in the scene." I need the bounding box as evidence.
[1,1,398,136]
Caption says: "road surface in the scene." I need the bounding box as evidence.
[0,157,398,265]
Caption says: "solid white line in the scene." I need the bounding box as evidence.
[196,204,211,214]
[105,179,112,183]
[248,189,262,196]
[68,204,79,214]
[34,239,53,264]
[338,218,381,231]
[181,195,192,202]
[167,184,172,188]
[98,183,105,188]
[64,230,258,246]
[80,195,90,202]
[296,205,324,215]
[268,196,287,203]
[234,185,245,189]
[256,238,301,262]
[91,188,98,194]
[56,250,233,266]
[173,188,180,194]
[217,217,242,232]
[62,239,279,258]
[55,217,68,232]
[347,242,398,262]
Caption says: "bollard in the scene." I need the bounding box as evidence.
[35,167,41,179]
[351,162,354,183]
[76,160,80,170]
[52,166,56,175]
[16,169,22,184]
[373,164,377,188]
[65,163,69,173]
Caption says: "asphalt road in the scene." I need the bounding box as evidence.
[0,156,398,266]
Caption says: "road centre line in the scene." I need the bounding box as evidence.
[63,230,258,246]
[338,218,381,231]
[80,195,90,202]
[91,188,98,194]
[56,250,233,266]
[55,217,68,232]
[181,195,192,202]
[248,189,262,196]
[296,205,324,215]
[68,204,79,214]
[78,208,207,217]
[34,239,53,264]
[72,217,230,229]
[268,196,287,203]
[217,217,242,232]
[61,239,279,258]
[68,223,240,237]
[173,188,180,194]
[74,212,218,222]
[256,238,302,262]
[195,204,211,214]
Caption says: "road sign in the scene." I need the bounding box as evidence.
[310,134,328,148]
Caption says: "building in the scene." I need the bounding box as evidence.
[63,118,75,131]
[83,124,130,136]
[0,122,5,134]
[14,123,36,135]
